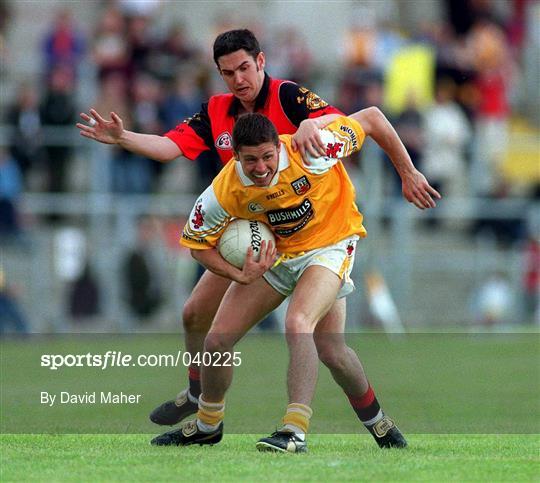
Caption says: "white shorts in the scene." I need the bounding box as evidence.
[263,235,359,299]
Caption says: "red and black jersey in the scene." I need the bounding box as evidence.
[164,73,343,165]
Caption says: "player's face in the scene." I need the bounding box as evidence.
[237,142,279,187]
[217,50,265,105]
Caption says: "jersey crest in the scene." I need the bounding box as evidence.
[291,176,311,195]
[296,86,329,111]
[191,203,205,229]
[215,132,232,150]
[326,142,344,158]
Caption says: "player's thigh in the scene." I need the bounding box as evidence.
[209,277,285,343]
[185,270,232,317]
[286,265,342,332]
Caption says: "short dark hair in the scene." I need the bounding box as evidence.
[232,113,279,152]
[213,29,261,66]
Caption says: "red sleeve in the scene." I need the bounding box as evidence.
[163,103,215,161]
[278,81,343,126]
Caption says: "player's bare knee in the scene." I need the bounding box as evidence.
[285,312,316,334]
[182,298,211,333]
[204,332,233,354]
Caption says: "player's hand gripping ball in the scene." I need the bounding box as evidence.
[218,219,275,268]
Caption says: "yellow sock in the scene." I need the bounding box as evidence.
[282,403,313,435]
[197,396,225,430]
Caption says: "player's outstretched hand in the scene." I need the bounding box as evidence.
[401,169,442,210]
[239,240,277,284]
[76,108,124,145]
[291,119,327,163]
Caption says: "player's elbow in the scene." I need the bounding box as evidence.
[154,151,177,163]
[155,137,182,163]
[364,106,385,126]
[154,154,173,163]
[353,106,386,135]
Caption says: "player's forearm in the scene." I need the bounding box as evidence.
[310,113,342,129]
[118,131,182,163]
[190,248,246,284]
[351,107,416,177]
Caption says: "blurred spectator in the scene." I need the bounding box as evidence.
[6,83,45,185]
[42,8,85,80]
[423,78,471,201]
[0,0,10,78]
[159,70,210,191]
[0,149,23,240]
[416,20,477,119]
[268,27,313,85]
[110,73,163,194]
[68,262,101,320]
[395,93,424,166]
[119,0,162,19]
[160,71,203,130]
[389,92,424,195]
[468,20,513,196]
[122,217,162,320]
[92,6,130,84]
[445,0,509,36]
[384,42,435,114]
[126,14,155,80]
[0,265,29,335]
[127,73,164,192]
[93,73,132,193]
[148,23,199,84]
[523,236,540,323]
[472,182,527,246]
[372,19,406,75]
[339,13,381,113]
[471,271,514,326]
[40,64,76,194]
[342,13,378,71]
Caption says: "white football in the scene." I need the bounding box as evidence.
[218,219,275,269]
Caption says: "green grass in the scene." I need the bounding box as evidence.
[2,434,539,481]
[1,333,539,480]
[1,333,538,434]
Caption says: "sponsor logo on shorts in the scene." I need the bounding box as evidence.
[248,202,265,213]
[291,176,311,195]
[215,132,232,150]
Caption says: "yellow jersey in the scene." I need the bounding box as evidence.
[181,116,367,254]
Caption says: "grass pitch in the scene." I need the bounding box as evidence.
[1,332,539,480]
[2,434,539,481]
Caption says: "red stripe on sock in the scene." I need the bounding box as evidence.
[188,367,200,381]
[347,386,375,409]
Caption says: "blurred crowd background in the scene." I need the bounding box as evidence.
[0,0,538,333]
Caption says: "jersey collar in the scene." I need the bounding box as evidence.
[235,142,290,187]
[228,73,271,117]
